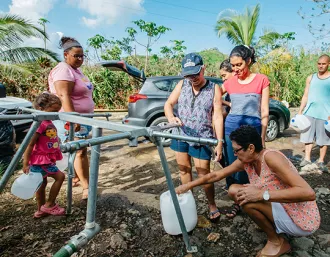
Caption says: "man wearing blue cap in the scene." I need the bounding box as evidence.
[165,53,224,222]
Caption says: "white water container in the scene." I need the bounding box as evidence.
[160,190,197,235]
[290,114,311,133]
[56,152,69,171]
[11,172,43,200]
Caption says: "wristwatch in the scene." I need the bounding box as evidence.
[263,190,270,201]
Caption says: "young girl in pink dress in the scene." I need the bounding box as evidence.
[23,93,66,218]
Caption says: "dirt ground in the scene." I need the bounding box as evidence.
[0,114,330,257]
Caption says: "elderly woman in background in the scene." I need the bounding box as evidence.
[49,36,94,200]
[176,125,320,257]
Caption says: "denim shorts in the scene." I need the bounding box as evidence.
[170,139,212,160]
[53,120,92,143]
[30,163,60,177]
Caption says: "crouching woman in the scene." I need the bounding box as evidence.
[176,125,320,257]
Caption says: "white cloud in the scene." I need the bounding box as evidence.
[23,31,63,56]
[70,0,145,28]
[9,0,56,22]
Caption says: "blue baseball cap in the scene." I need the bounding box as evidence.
[181,53,204,76]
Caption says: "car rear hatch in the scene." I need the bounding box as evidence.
[99,60,146,82]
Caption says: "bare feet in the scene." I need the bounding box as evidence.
[72,177,80,187]
[257,237,291,257]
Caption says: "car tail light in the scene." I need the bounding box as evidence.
[128,94,148,103]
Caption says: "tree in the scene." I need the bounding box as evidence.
[215,4,260,46]
[257,30,296,56]
[126,19,171,73]
[38,17,49,50]
[298,0,330,38]
[0,14,59,71]
[87,34,111,61]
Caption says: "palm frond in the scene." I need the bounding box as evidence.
[0,14,47,40]
[215,4,260,46]
[0,47,60,64]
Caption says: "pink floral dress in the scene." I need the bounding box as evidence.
[244,149,320,232]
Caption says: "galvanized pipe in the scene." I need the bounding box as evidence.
[0,114,34,120]
[0,121,41,192]
[154,136,197,253]
[151,130,218,146]
[66,123,76,215]
[86,127,102,228]
[61,132,132,152]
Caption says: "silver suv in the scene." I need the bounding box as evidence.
[101,61,290,146]
[0,83,33,132]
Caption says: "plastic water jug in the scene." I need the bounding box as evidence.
[56,152,69,171]
[11,172,43,200]
[160,190,197,235]
[291,115,311,132]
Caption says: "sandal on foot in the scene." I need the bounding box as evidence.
[33,210,48,218]
[209,209,221,223]
[226,203,240,219]
[40,204,65,216]
[81,188,88,201]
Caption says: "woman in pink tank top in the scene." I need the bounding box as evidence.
[176,125,320,257]
[48,36,94,200]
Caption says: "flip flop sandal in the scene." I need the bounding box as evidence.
[226,203,240,219]
[209,209,221,223]
[40,204,65,216]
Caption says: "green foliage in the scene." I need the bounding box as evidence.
[257,47,322,106]
[0,14,59,69]
[126,19,171,73]
[83,66,136,109]
[215,4,260,45]
[199,48,227,76]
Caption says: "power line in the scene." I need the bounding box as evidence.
[104,0,309,32]
[146,0,218,15]
[145,0,305,30]
[103,1,215,28]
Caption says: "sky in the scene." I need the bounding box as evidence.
[0,0,328,58]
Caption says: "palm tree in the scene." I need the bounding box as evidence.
[215,4,260,46]
[38,17,50,50]
[0,14,59,70]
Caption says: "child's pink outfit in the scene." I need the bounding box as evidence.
[29,120,65,217]
[30,120,62,165]
[29,120,63,177]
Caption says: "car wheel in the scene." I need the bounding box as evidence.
[266,115,279,142]
[149,116,174,147]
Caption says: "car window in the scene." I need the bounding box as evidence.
[154,79,181,92]
[208,77,223,85]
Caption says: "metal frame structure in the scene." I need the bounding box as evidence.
[0,109,218,256]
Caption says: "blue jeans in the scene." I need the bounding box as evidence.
[224,126,261,188]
